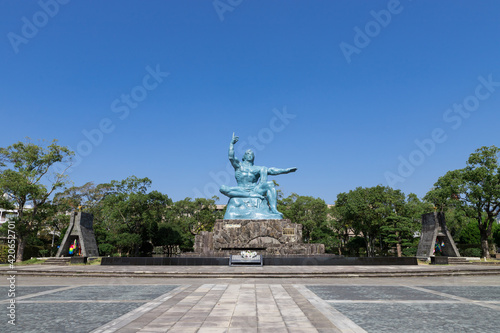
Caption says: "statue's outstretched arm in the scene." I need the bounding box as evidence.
[228,132,240,169]
[267,167,297,175]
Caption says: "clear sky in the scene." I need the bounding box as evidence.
[1,0,500,204]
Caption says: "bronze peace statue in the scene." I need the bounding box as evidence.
[220,133,297,219]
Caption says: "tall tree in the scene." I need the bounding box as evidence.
[278,193,334,249]
[334,186,389,256]
[423,178,472,238]
[54,181,114,213]
[334,186,427,257]
[0,139,73,261]
[328,204,352,255]
[170,197,222,251]
[425,146,500,258]
[379,193,428,257]
[98,176,172,256]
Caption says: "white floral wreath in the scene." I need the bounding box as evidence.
[240,250,257,258]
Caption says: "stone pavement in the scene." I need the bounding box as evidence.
[94,284,352,333]
[0,265,500,332]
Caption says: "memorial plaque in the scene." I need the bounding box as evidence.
[225,224,241,229]
[283,228,295,235]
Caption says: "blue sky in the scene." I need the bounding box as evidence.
[1,0,500,204]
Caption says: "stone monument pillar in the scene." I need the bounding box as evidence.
[416,212,460,259]
[56,212,99,257]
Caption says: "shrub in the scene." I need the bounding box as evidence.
[98,243,116,256]
[458,221,481,244]
[0,245,8,264]
[462,248,482,257]
[493,223,500,249]
[346,236,366,257]
[402,247,417,257]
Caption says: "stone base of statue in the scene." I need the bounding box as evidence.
[223,197,283,220]
[194,219,325,256]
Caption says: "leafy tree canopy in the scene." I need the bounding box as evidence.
[0,139,73,261]
[425,146,500,258]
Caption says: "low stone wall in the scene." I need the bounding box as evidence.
[100,256,418,266]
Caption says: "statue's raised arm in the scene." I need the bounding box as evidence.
[228,132,240,169]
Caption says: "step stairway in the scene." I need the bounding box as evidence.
[42,257,71,265]
[447,257,472,265]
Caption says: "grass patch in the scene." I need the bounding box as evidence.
[88,257,102,265]
[17,258,46,265]
[0,258,46,266]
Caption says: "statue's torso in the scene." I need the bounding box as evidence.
[235,165,260,187]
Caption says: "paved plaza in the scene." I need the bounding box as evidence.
[1,265,500,332]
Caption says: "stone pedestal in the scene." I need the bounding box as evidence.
[194,219,325,255]
[193,231,213,256]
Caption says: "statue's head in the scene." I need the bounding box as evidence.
[242,149,255,163]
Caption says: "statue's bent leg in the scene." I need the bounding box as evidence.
[220,185,264,199]
[260,181,281,215]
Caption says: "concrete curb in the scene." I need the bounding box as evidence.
[2,264,500,279]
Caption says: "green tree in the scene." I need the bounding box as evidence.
[379,192,428,257]
[170,197,222,252]
[444,208,474,240]
[423,171,472,238]
[54,181,114,213]
[492,222,500,251]
[328,204,352,255]
[458,220,481,245]
[426,146,500,258]
[380,216,416,257]
[0,139,73,261]
[98,176,172,256]
[334,186,389,256]
[278,193,335,250]
[335,186,427,257]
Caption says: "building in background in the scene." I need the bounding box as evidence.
[0,208,17,226]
